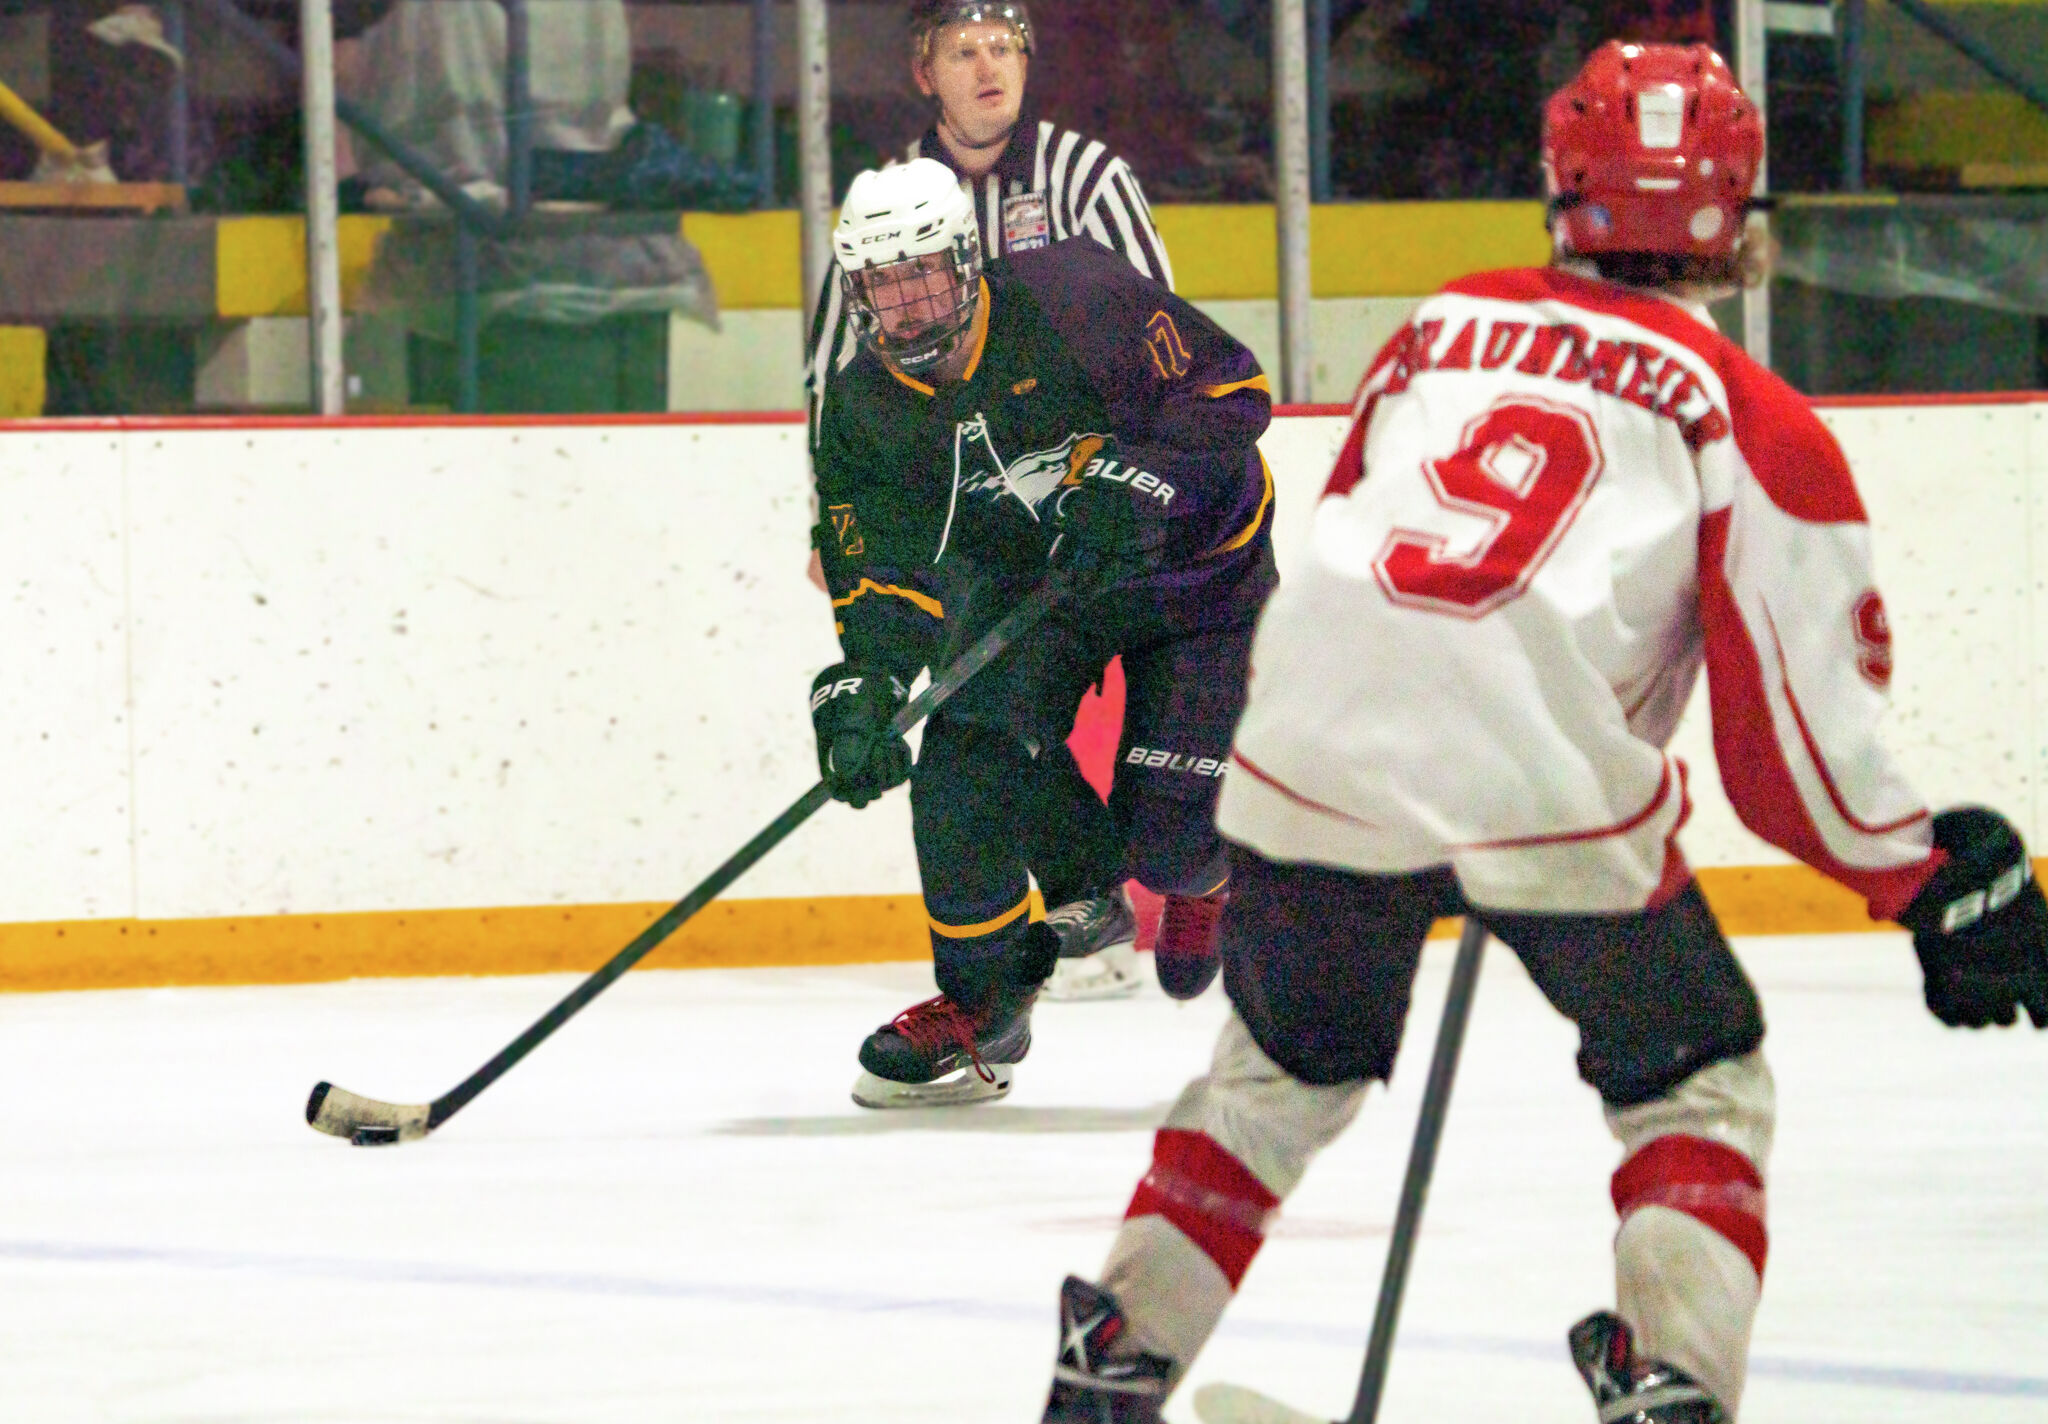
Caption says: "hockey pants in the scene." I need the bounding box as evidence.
[908,552,1269,1009]
[1095,845,1776,1416]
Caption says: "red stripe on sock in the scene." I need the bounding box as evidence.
[1612,1133,1769,1279]
[1123,1128,1279,1288]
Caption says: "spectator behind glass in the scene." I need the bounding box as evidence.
[341,0,633,211]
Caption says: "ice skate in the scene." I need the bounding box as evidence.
[1042,1275,1172,1424]
[1155,889,1226,1000]
[1044,888,1143,1001]
[850,989,1034,1108]
[1569,1311,1729,1424]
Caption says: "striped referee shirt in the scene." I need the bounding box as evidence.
[806,105,1174,445]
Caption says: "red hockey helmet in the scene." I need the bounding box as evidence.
[1542,41,1762,260]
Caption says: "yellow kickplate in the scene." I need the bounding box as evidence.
[0,894,932,993]
[7,860,2013,994]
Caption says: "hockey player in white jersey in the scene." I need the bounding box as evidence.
[1038,40,2048,1424]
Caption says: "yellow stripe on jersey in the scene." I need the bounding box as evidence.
[1204,455,1276,558]
[832,578,944,619]
[928,894,1031,939]
[1201,374,1273,400]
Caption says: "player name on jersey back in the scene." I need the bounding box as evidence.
[1373,303,1732,453]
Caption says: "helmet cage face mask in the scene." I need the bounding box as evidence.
[912,1,1033,62]
[842,235,984,376]
[835,158,983,375]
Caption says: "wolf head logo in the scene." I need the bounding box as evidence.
[999,432,1110,514]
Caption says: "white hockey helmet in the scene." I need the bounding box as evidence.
[834,159,984,377]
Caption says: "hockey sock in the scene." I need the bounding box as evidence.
[1100,1013,1367,1372]
[1605,1049,1775,1415]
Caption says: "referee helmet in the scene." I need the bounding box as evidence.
[910,0,1034,62]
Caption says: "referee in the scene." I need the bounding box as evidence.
[806,0,1174,417]
[803,0,1185,1004]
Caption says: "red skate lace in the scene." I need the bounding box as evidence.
[889,995,997,1083]
[1157,892,1227,959]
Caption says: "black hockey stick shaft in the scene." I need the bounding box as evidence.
[420,575,1068,1131]
[1346,917,1487,1424]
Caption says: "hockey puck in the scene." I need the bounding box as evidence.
[351,1126,402,1147]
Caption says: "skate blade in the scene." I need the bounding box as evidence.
[1042,965,1143,1001]
[851,1065,1014,1109]
[1043,942,1142,1001]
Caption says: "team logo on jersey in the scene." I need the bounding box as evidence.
[957,427,1115,514]
[1145,311,1193,379]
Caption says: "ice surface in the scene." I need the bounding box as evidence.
[0,933,2042,1421]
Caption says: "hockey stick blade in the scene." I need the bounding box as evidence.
[305,1081,430,1146]
[1193,1382,1329,1424]
[302,576,1069,1147]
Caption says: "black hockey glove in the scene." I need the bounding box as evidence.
[1047,445,1171,585]
[1896,807,2048,1029]
[809,662,912,808]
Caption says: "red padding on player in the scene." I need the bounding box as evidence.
[1612,1133,1769,1279]
[1125,1128,1279,1288]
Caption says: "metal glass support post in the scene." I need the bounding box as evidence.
[1737,0,1770,367]
[300,0,346,415]
[798,0,833,332]
[1273,0,1314,403]
[505,0,532,217]
[1840,0,1866,191]
[753,0,776,206]
[1308,0,1331,202]
[164,0,190,186]
[456,224,482,415]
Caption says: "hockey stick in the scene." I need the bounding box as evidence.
[1193,917,1489,1424]
[306,575,1068,1147]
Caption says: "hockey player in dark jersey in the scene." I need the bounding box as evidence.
[807,0,1185,1003]
[810,157,1277,1108]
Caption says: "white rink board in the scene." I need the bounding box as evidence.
[0,401,2037,923]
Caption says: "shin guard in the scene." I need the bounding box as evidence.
[1101,1013,1367,1371]
[1605,1049,1775,1416]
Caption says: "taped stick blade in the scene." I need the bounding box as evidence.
[305,1081,432,1145]
[1192,1382,1333,1424]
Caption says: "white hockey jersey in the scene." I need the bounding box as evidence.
[1219,266,1939,919]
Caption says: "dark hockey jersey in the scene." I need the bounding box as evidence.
[812,239,1274,680]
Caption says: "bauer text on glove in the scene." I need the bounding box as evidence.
[809,663,912,808]
[1897,806,2048,1029]
[1046,447,1172,583]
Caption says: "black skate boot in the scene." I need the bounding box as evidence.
[850,989,1035,1109]
[1569,1311,1729,1424]
[1042,1276,1172,1424]
[1044,887,1142,1001]
[1154,889,1227,1001]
